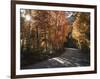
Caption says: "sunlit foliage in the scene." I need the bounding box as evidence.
[72,12,90,49]
[20,10,68,53]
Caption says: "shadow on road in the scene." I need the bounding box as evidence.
[21,48,90,69]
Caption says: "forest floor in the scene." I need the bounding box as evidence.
[22,48,90,69]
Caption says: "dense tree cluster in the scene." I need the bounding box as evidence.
[72,12,90,49]
[20,10,68,54]
[20,9,90,54]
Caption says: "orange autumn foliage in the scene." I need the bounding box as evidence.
[21,10,69,51]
